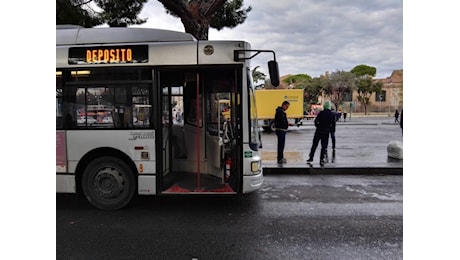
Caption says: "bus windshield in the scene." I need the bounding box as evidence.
[248,68,260,150]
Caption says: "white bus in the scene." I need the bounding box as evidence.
[56,25,280,210]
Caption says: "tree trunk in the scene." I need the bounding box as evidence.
[181,16,210,40]
[158,0,226,40]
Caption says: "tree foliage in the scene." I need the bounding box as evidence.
[251,66,266,89]
[304,76,327,106]
[210,0,252,30]
[95,0,148,27]
[56,0,102,27]
[351,64,376,77]
[351,64,382,114]
[158,0,251,40]
[282,74,311,88]
[57,0,250,37]
[57,0,147,27]
[355,75,383,115]
[323,70,355,111]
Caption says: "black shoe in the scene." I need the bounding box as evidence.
[306,158,313,163]
[320,159,327,165]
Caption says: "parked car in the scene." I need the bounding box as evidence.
[77,116,97,125]
[102,117,113,124]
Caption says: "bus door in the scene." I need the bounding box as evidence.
[159,75,184,190]
[158,68,241,193]
[158,70,195,191]
[199,67,242,192]
[202,70,241,192]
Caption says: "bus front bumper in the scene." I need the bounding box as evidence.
[242,171,263,193]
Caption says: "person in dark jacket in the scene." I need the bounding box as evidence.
[330,108,337,150]
[275,101,290,164]
[399,109,403,136]
[307,101,336,165]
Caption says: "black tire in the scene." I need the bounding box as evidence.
[82,156,136,210]
[269,121,276,132]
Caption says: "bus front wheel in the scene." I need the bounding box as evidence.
[82,156,136,210]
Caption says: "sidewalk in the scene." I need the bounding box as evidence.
[260,115,403,175]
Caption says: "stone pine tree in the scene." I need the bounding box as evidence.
[56,0,102,27]
[350,64,377,77]
[282,74,312,88]
[56,0,148,27]
[158,0,252,40]
[351,64,383,115]
[95,0,148,27]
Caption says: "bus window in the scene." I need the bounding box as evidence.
[132,86,151,127]
[75,87,115,127]
[61,68,153,129]
[206,97,231,136]
[219,100,231,121]
[56,72,64,129]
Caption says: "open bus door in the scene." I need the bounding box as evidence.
[158,69,241,193]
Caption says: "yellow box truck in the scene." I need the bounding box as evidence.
[255,88,305,131]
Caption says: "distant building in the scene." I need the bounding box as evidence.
[266,70,403,114]
[367,69,403,114]
[336,69,403,114]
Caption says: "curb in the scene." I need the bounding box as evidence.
[262,166,403,175]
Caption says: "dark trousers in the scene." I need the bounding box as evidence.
[276,130,286,161]
[330,131,336,149]
[309,132,329,161]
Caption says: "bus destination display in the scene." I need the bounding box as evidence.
[68,45,148,65]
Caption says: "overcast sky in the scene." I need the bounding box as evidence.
[132,0,403,79]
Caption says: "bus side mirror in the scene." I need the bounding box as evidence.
[268,60,280,87]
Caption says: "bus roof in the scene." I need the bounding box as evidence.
[56,26,196,46]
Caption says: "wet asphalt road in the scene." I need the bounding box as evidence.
[259,115,403,167]
[56,174,403,259]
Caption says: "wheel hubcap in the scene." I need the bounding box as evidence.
[93,167,124,199]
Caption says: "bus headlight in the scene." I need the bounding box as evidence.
[251,160,261,173]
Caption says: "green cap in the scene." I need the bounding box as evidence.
[323,101,331,110]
